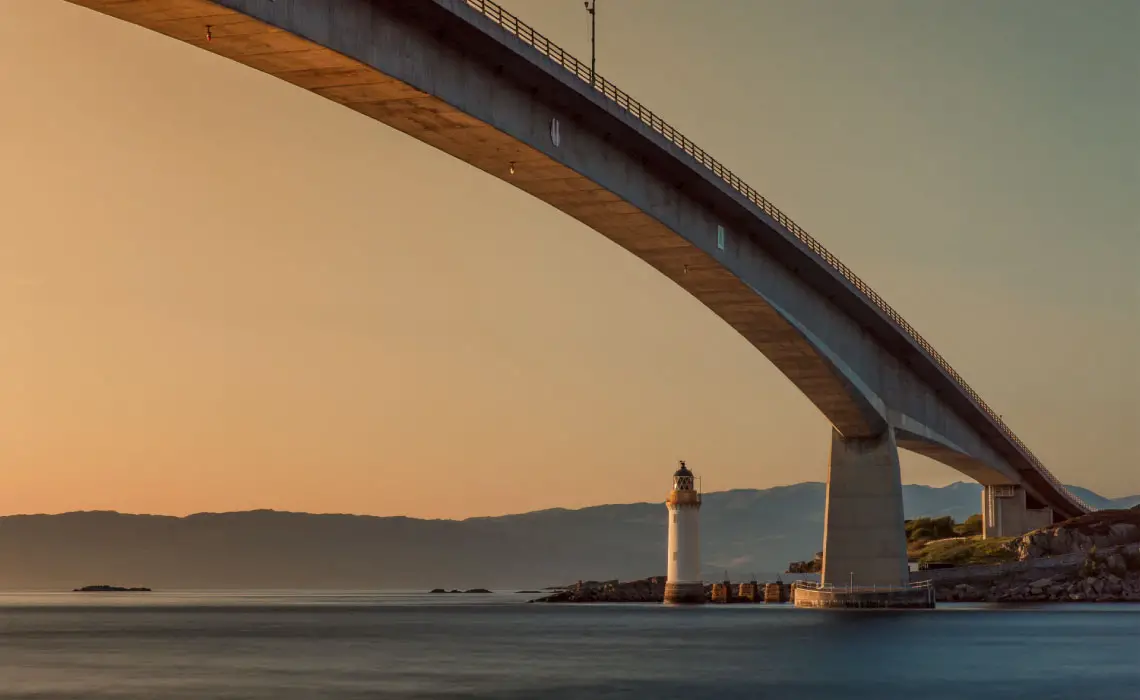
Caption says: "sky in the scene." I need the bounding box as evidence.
[0,0,1136,519]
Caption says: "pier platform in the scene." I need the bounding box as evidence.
[792,581,935,609]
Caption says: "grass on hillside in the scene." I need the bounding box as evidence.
[909,536,1018,566]
[902,513,1018,566]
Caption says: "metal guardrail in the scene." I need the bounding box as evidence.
[458,0,1090,514]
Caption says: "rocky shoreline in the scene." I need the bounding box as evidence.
[938,566,1140,603]
[930,509,1140,603]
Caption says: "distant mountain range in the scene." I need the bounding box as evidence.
[1,482,1135,590]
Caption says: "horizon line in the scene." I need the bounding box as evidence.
[4,480,1128,521]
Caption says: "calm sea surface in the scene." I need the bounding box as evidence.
[1,591,1138,699]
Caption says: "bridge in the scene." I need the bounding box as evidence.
[63,0,1091,589]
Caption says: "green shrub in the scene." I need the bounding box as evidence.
[905,515,959,543]
[954,514,983,537]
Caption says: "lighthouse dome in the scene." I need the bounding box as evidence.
[672,461,696,492]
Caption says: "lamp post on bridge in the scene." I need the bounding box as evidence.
[584,0,596,86]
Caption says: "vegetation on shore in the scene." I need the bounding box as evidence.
[911,535,1017,566]
[905,514,981,543]
[904,514,1017,566]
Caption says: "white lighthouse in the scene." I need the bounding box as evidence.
[664,460,704,604]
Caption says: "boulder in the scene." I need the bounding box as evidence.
[1108,523,1139,543]
[1012,512,1140,562]
[1106,554,1128,576]
[1027,577,1054,591]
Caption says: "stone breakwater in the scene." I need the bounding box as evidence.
[529,577,792,603]
[530,577,668,603]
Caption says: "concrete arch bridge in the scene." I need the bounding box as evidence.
[64,0,1091,588]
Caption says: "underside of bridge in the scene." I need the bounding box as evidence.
[62,0,1088,595]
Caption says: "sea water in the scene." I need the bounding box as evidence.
[1,591,1137,699]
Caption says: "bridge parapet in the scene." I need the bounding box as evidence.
[457,0,1089,516]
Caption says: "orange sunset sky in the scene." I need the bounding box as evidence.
[1,0,1136,519]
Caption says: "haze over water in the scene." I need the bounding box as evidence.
[2,592,1138,699]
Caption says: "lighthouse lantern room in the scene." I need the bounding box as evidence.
[664,460,705,604]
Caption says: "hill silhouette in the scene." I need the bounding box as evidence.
[0,482,1133,590]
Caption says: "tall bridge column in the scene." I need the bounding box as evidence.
[820,427,909,588]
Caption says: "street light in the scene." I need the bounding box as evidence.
[583,0,596,86]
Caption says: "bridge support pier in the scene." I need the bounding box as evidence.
[983,485,1022,538]
[796,427,931,609]
[820,427,909,588]
[982,485,1053,538]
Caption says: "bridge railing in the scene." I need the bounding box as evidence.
[459,0,1090,514]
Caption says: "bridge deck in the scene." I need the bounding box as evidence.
[62,0,1089,519]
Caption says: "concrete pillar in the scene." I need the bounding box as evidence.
[1025,507,1054,533]
[981,487,988,538]
[820,427,909,588]
[982,484,1028,538]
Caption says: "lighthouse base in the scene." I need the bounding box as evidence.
[664,581,706,604]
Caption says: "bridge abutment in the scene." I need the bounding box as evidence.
[820,427,909,588]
